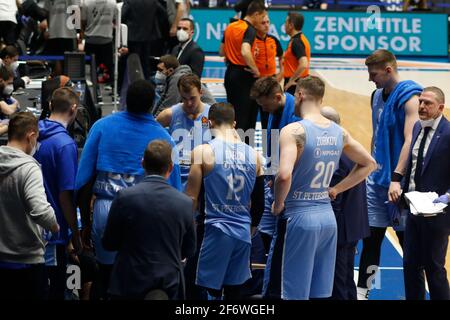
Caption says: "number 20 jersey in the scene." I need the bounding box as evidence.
[284,119,343,213]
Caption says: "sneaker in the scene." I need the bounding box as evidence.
[357,287,370,300]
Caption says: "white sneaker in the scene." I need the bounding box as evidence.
[357,287,370,300]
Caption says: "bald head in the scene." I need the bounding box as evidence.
[320,106,341,125]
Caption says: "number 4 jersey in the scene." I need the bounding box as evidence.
[285,119,343,213]
[203,138,257,244]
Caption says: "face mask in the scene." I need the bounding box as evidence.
[11,61,19,72]
[155,71,167,84]
[419,118,434,128]
[3,84,13,96]
[176,29,190,43]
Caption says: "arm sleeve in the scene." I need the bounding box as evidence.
[23,165,57,231]
[181,205,196,259]
[190,48,205,78]
[242,25,256,46]
[57,143,78,192]
[291,37,306,60]
[75,121,101,190]
[250,175,265,227]
[274,36,283,57]
[121,0,130,22]
[158,76,182,110]
[102,192,125,251]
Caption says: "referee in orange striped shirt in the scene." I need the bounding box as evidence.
[283,12,311,95]
[253,13,283,129]
[219,1,267,133]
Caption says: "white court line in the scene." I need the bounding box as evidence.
[385,229,403,258]
[315,70,338,90]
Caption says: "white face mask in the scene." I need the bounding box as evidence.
[419,118,435,128]
[3,84,13,96]
[11,61,19,72]
[176,29,190,43]
[155,71,167,84]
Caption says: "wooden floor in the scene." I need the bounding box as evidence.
[320,75,450,281]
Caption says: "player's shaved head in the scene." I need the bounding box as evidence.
[209,102,235,126]
[320,106,341,125]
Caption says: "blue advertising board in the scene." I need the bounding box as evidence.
[190,9,448,56]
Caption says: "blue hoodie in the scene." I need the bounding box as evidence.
[34,119,78,245]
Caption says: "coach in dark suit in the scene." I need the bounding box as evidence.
[402,86,450,300]
[171,18,205,78]
[102,140,196,300]
[322,107,371,300]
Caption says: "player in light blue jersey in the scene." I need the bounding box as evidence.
[251,76,301,253]
[263,76,376,300]
[358,50,420,299]
[157,73,212,190]
[186,102,265,300]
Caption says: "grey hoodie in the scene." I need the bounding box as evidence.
[154,65,216,115]
[0,146,57,264]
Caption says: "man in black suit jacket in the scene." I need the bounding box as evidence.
[322,106,371,300]
[122,0,166,79]
[171,18,205,78]
[402,86,450,300]
[102,140,196,300]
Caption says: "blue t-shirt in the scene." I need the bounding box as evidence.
[34,119,78,245]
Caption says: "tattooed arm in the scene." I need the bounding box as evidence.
[273,122,305,215]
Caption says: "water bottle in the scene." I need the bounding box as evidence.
[36,96,41,111]
[75,81,84,102]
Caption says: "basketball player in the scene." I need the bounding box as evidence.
[185,102,265,299]
[357,49,421,299]
[263,76,376,300]
[157,73,212,190]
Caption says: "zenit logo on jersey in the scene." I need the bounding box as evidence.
[201,116,209,128]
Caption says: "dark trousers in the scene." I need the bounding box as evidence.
[85,41,114,83]
[46,244,68,300]
[0,21,17,45]
[357,226,404,289]
[127,41,152,79]
[331,241,358,300]
[260,231,272,256]
[224,65,259,137]
[403,213,450,300]
[184,222,207,300]
[0,264,47,300]
[91,263,113,300]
